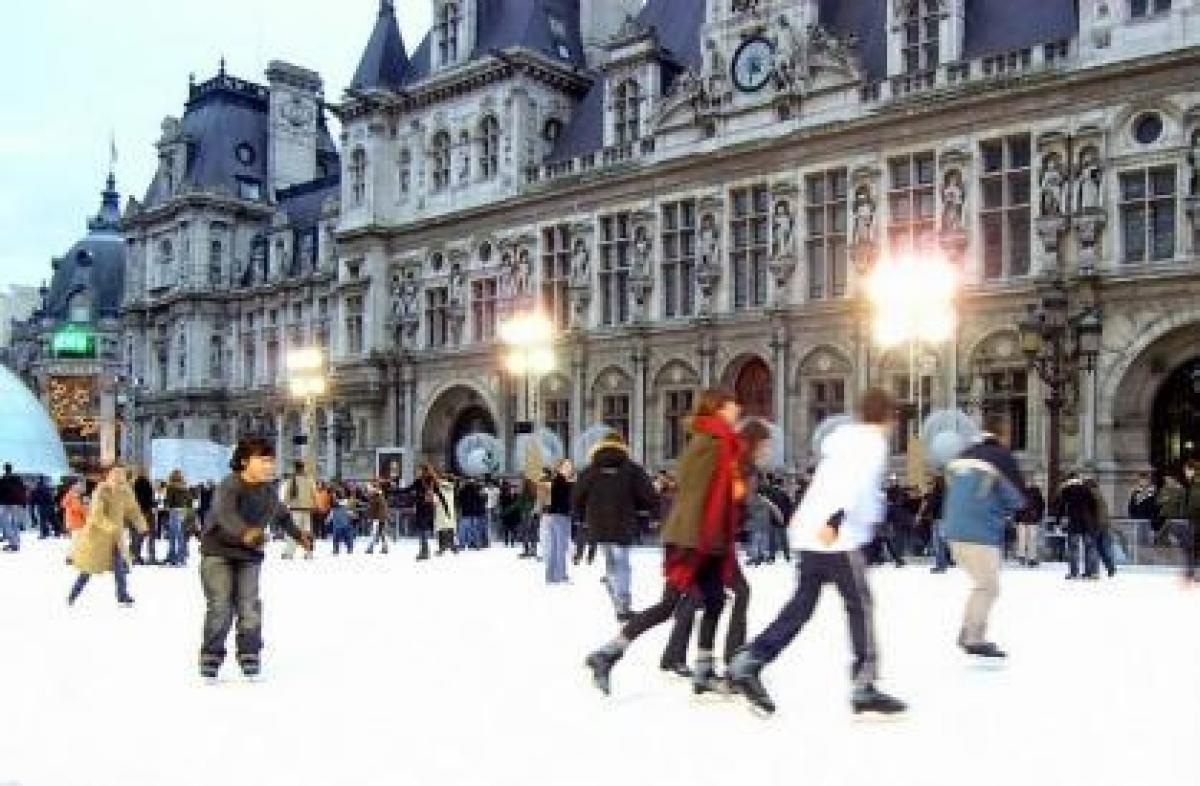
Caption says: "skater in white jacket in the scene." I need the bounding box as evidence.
[730,388,906,717]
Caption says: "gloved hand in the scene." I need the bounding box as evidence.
[241,527,267,548]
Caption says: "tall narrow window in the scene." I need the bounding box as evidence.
[900,0,941,75]
[471,277,498,343]
[349,149,367,206]
[887,152,937,256]
[613,79,641,145]
[730,185,770,310]
[808,379,846,432]
[345,295,364,355]
[663,389,695,461]
[602,394,631,443]
[480,115,500,180]
[805,169,849,300]
[1130,0,1172,18]
[398,149,412,196]
[437,2,461,65]
[209,335,224,379]
[1121,166,1177,263]
[545,397,570,453]
[980,135,1032,279]
[208,236,224,287]
[541,225,572,331]
[981,369,1028,451]
[431,131,452,191]
[265,340,278,384]
[156,239,174,289]
[599,213,632,326]
[426,287,450,349]
[661,200,697,319]
[892,373,932,455]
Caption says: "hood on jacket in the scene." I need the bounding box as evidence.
[589,443,629,469]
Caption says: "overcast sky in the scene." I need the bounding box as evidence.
[0,0,432,291]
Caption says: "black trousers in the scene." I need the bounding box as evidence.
[623,555,726,650]
[749,549,878,687]
[520,514,539,556]
[662,562,750,667]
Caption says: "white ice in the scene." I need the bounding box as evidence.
[1,539,1197,786]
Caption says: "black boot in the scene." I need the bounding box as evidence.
[851,684,906,717]
[692,652,722,696]
[585,644,624,695]
[729,649,775,715]
[659,660,693,679]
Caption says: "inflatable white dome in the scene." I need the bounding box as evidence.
[0,366,71,479]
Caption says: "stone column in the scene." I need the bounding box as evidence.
[571,340,587,461]
[631,337,649,464]
[769,315,791,466]
[402,362,418,483]
[698,325,717,387]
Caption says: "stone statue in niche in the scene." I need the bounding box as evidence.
[941,171,965,233]
[771,200,795,258]
[1076,149,1103,212]
[513,250,532,296]
[1040,154,1065,217]
[449,265,467,307]
[633,227,652,274]
[1188,130,1200,197]
[699,214,720,268]
[499,252,514,297]
[570,239,590,286]
[851,186,876,247]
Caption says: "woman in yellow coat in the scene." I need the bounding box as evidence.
[68,465,149,607]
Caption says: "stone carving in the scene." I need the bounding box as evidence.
[772,20,809,93]
[1076,148,1104,212]
[513,250,532,297]
[772,200,795,259]
[633,227,652,275]
[499,252,515,298]
[1040,154,1066,217]
[449,265,467,308]
[699,214,721,268]
[941,170,965,233]
[570,239,590,286]
[851,186,876,247]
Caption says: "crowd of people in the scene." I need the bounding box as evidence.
[2,386,1199,717]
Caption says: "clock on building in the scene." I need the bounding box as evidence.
[731,37,776,93]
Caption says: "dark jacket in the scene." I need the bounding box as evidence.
[164,482,192,510]
[1184,476,1200,578]
[548,474,573,516]
[133,476,155,513]
[367,492,387,521]
[200,474,300,563]
[571,445,658,546]
[760,483,794,527]
[403,477,437,533]
[660,429,720,550]
[1018,485,1045,524]
[458,481,486,518]
[1055,478,1097,535]
[1127,484,1157,520]
[0,472,27,506]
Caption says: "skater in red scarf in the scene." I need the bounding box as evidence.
[585,389,744,695]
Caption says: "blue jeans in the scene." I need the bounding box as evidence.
[0,505,22,548]
[750,529,772,562]
[544,514,571,583]
[69,546,130,603]
[601,545,632,614]
[166,509,188,565]
[332,528,355,554]
[930,522,951,570]
[199,556,262,666]
[1067,534,1100,576]
[460,516,484,549]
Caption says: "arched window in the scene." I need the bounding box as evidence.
[479,115,500,180]
[349,148,367,206]
[431,131,452,191]
[67,289,92,323]
[398,149,412,195]
[437,2,462,66]
[614,79,641,145]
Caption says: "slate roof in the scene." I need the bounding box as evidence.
[962,0,1078,59]
[44,175,126,320]
[351,1,411,90]
[278,175,341,229]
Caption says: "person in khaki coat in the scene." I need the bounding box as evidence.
[68,465,149,606]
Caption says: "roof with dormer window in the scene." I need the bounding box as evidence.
[42,173,126,321]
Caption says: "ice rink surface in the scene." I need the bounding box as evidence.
[1,539,1197,786]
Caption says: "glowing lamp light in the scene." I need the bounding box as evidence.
[867,253,958,346]
[498,311,554,347]
[286,347,324,375]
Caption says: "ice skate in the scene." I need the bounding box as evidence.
[851,684,906,719]
[729,650,775,716]
[585,649,621,695]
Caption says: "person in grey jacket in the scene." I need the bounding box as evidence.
[941,428,1026,658]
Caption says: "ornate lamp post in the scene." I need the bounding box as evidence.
[285,346,326,472]
[1017,274,1102,499]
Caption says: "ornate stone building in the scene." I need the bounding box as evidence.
[122,0,1200,504]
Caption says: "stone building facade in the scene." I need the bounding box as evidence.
[121,0,1200,505]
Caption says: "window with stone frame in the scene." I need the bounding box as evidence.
[808,378,846,432]
[599,213,633,326]
[298,228,317,271]
[156,239,174,289]
[981,368,1028,451]
[1130,0,1172,18]
[479,115,501,180]
[613,78,641,146]
[209,335,224,379]
[426,286,450,349]
[541,225,573,332]
[661,200,697,319]
[980,135,1032,280]
[208,231,225,287]
[544,397,570,454]
[345,295,365,355]
[266,339,280,385]
[349,148,367,206]
[602,394,631,443]
[471,277,498,343]
[663,388,695,461]
[176,328,188,382]
[437,2,462,66]
[1120,166,1177,263]
[805,169,849,300]
[242,335,255,388]
[892,373,932,456]
[155,337,169,391]
[899,0,942,76]
[431,131,452,191]
[316,297,330,350]
[398,149,412,196]
[887,152,937,257]
[730,184,770,310]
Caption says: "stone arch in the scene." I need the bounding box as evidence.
[651,358,700,389]
[649,359,701,466]
[794,344,854,387]
[539,372,572,398]
[417,382,501,475]
[719,353,773,419]
[590,366,634,439]
[794,345,854,466]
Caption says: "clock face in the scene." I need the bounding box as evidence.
[732,37,775,93]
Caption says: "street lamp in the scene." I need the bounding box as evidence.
[1017,274,1102,499]
[498,310,556,429]
[866,252,959,452]
[285,346,326,472]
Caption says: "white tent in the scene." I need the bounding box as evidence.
[0,366,70,480]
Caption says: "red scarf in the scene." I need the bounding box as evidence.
[665,415,743,592]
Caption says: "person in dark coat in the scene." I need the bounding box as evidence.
[31,477,56,539]
[403,465,440,561]
[572,432,658,621]
[131,469,158,565]
[0,464,28,551]
[1015,483,1045,567]
[1055,471,1099,579]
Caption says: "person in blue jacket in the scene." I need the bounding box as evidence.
[941,426,1027,659]
[328,496,356,555]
